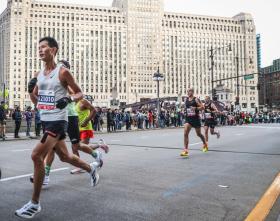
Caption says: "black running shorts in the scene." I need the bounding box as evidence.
[41,120,68,140]
[0,119,6,126]
[67,116,80,144]
[185,117,201,128]
[204,119,217,129]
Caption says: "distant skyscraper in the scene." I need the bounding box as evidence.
[256,34,261,71]
[0,0,258,111]
[259,58,280,109]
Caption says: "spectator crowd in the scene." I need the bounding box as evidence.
[0,100,280,140]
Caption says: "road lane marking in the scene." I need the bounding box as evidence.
[11,148,32,152]
[238,126,280,130]
[0,167,69,182]
[109,142,202,150]
[235,133,244,136]
[245,172,280,221]
[189,142,202,146]
[111,139,121,142]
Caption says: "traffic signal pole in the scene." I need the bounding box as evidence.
[236,56,240,105]
[210,46,215,99]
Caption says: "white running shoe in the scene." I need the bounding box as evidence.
[15,201,41,219]
[99,139,109,153]
[43,175,49,185]
[90,162,99,187]
[70,168,86,174]
[29,175,50,186]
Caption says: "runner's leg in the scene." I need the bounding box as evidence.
[204,126,209,143]
[44,149,55,176]
[31,135,60,203]
[210,127,220,138]
[194,127,207,146]
[54,140,91,172]
[181,123,192,157]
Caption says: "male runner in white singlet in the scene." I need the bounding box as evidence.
[15,37,99,219]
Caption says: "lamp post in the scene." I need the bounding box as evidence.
[209,44,232,99]
[153,67,164,117]
[2,83,5,104]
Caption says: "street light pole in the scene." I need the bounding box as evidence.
[210,46,215,99]
[236,56,240,105]
[3,83,5,104]
[157,73,160,116]
[153,66,164,118]
[208,44,231,100]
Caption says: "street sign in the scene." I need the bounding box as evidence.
[244,74,254,80]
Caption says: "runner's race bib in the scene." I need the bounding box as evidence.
[37,90,55,110]
[187,108,196,116]
[205,113,213,119]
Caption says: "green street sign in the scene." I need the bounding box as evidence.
[244,74,254,80]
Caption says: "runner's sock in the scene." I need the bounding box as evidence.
[91,150,97,158]
[45,165,51,176]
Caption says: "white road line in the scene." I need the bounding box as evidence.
[0,167,69,182]
[238,126,280,129]
[189,142,202,146]
[111,139,121,142]
[236,133,244,136]
[11,149,32,152]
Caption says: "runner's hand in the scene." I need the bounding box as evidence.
[56,97,72,109]
[28,78,37,93]
[81,120,89,127]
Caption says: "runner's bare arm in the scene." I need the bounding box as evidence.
[29,72,39,105]
[81,99,96,127]
[59,68,83,102]
[195,98,205,111]
[211,103,219,113]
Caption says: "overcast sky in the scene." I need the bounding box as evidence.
[1,0,279,67]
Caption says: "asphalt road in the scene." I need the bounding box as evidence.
[0,124,279,221]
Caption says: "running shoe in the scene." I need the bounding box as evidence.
[202,144,208,153]
[70,168,86,174]
[98,139,109,153]
[90,162,99,187]
[15,201,41,219]
[29,175,50,185]
[180,149,189,157]
[216,130,220,139]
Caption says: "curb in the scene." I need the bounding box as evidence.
[245,172,280,221]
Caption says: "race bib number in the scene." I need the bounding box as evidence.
[37,90,55,110]
[205,113,212,119]
[187,108,196,116]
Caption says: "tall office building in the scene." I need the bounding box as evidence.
[256,34,261,71]
[0,0,258,111]
[259,58,280,110]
